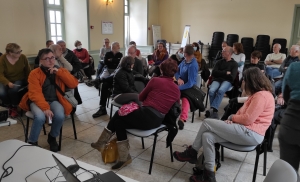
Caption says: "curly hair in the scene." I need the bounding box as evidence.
[120,56,135,70]
[159,58,178,77]
[243,67,273,95]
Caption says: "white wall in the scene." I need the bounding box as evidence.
[64,0,89,50]
[0,0,46,55]
[129,0,148,46]
[158,0,300,47]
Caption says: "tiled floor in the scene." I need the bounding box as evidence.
[0,82,288,182]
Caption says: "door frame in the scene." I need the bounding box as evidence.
[290,4,300,47]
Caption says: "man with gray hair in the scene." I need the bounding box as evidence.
[265,43,287,79]
[99,41,123,79]
[57,40,82,74]
[274,45,300,95]
[205,46,238,119]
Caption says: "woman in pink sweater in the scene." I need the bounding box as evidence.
[173,67,275,182]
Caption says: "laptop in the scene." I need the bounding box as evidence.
[52,154,125,182]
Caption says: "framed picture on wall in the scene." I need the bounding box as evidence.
[102,21,113,34]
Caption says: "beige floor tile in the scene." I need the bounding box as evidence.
[0,123,27,142]
[137,140,186,170]
[76,109,109,125]
[235,162,267,182]
[181,119,203,133]
[57,138,94,159]
[45,118,95,138]
[77,149,115,171]
[75,124,104,144]
[221,148,247,162]
[161,129,197,147]
[127,135,155,157]
[117,158,178,182]
[169,171,191,182]
[244,149,280,168]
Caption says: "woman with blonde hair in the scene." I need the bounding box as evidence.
[0,43,31,117]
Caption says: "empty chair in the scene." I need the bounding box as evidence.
[226,34,239,47]
[263,159,298,182]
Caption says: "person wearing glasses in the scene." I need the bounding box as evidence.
[0,43,31,118]
[205,46,238,119]
[97,38,111,78]
[19,48,78,152]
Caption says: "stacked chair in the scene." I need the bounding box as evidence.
[241,37,254,62]
[208,32,225,67]
[271,38,288,56]
[226,34,239,47]
[254,35,270,63]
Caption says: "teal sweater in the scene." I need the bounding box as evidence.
[282,62,300,101]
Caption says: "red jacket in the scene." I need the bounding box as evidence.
[73,48,90,63]
[19,67,78,115]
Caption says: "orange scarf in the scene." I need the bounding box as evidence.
[155,48,167,61]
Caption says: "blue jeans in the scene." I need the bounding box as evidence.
[275,79,283,95]
[28,101,65,143]
[0,80,26,106]
[209,81,232,110]
[266,67,281,79]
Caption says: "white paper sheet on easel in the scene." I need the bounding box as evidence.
[181,25,191,47]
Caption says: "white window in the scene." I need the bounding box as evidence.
[44,0,64,43]
[124,0,130,47]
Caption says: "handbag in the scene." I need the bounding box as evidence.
[118,102,140,116]
[54,83,78,108]
[101,138,119,164]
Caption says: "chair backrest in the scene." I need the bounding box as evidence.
[263,159,297,182]
[134,80,145,93]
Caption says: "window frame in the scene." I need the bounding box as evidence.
[44,0,66,43]
[124,0,130,48]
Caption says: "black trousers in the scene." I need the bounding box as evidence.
[107,107,163,141]
[99,78,113,106]
[278,100,300,171]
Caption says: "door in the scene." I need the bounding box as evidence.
[291,6,300,46]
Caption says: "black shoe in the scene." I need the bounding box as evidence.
[173,145,198,164]
[178,120,184,130]
[92,107,107,118]
[28,141,39,146]
[205,109,213,118]
[47,134,59,152]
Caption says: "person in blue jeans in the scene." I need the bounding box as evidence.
[274,45,300,95]
[205,46,238,119]
[19,48,78,152]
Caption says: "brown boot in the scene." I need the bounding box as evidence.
[91,127,113,153]
[111,140,132,170]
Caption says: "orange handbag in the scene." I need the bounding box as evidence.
[101,138,119,164]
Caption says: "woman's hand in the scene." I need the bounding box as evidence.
[177,78,184,86]
[224,120,233,124]
[48,67,58,74]
[8,82,14,88]
[277,97,285,105]
[43,110,54,119]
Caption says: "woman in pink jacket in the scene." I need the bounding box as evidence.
[173,67,275,182]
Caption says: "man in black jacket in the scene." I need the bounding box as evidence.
[206,46,238,119]
[92,45,142,118]
[57,40,82,75]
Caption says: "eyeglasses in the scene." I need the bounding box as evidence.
[41,56,55,61]
[13,50,22,54]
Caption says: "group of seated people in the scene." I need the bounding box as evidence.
[1,38,299,181]
[0,39,94,151]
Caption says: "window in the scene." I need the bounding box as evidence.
[44,0,65,43]
[124,0,130,47]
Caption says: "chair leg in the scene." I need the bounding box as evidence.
[25,117,30,142]
[141,137,145,149]
[58,126,63,151]
[107,96,110,108]
[252,147,260,182]
[221,146,224,161]
[149,133,158,175]
[43,124,46,135]
[198,109,201,117]
[192,111,195,123]
[109,103,113,119]
[263,141,267,176]
[71,114,77,140]
[169,143,174,162]
[205,88,209,108]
